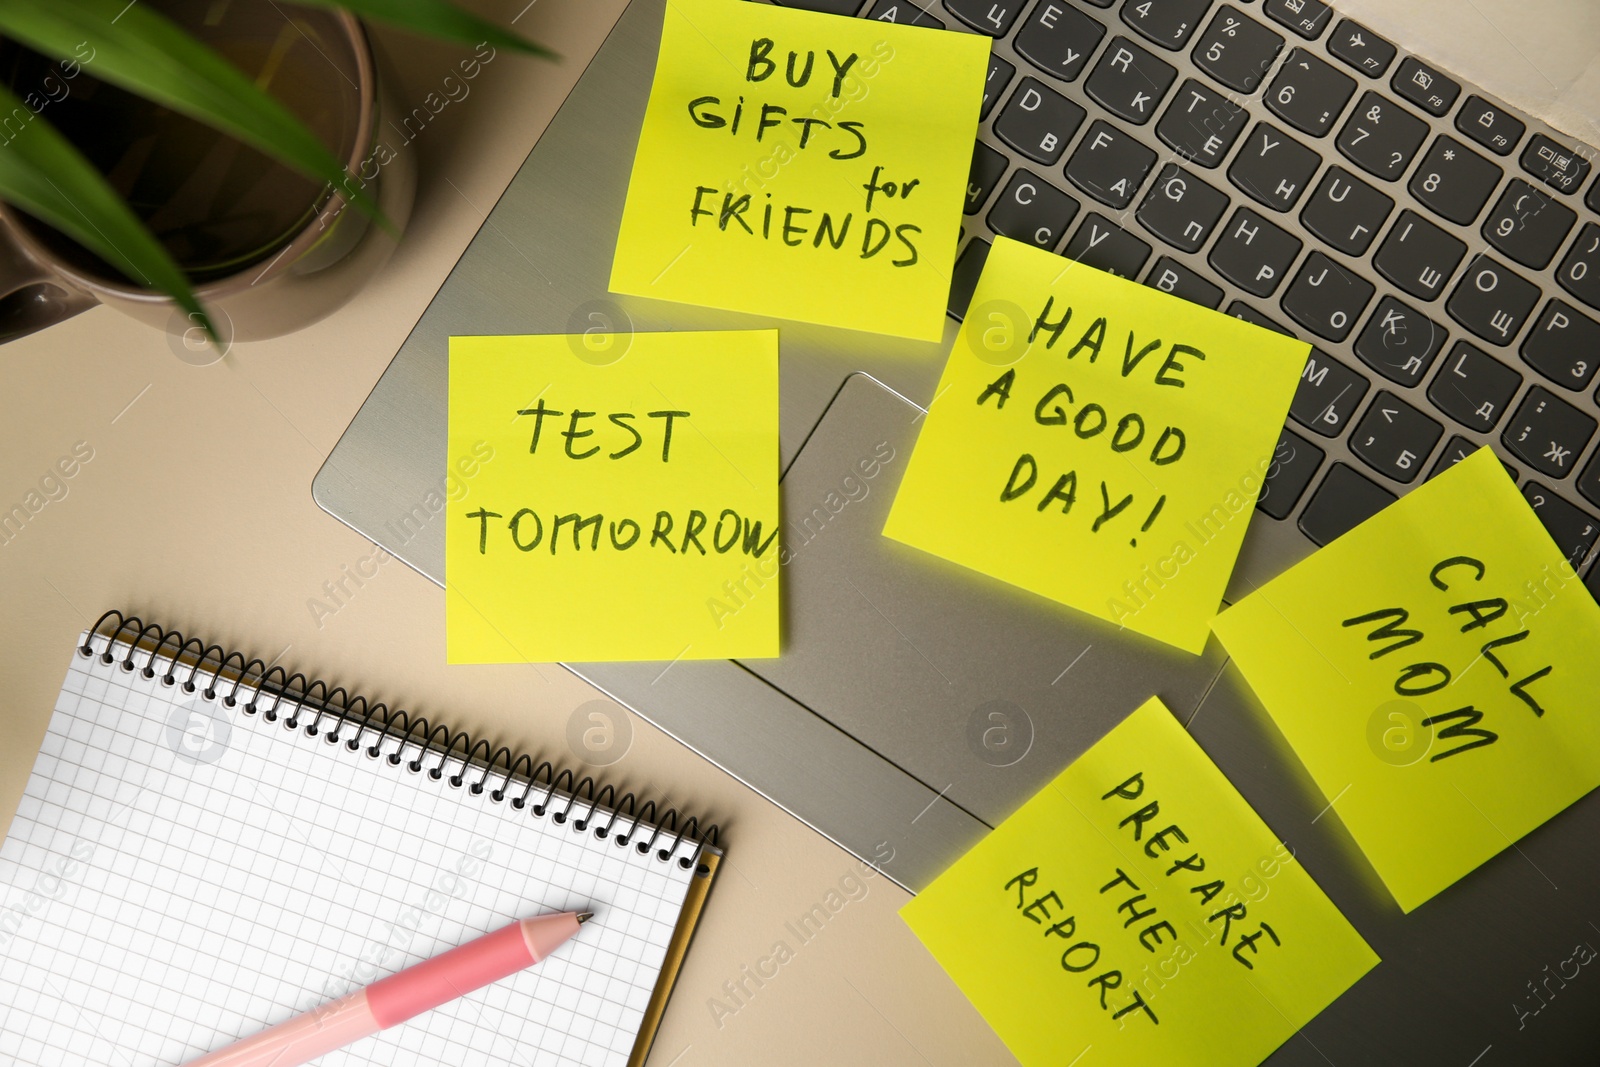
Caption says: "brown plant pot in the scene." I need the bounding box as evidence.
[0,1,416,346]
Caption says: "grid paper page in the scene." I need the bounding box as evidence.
[0,635,697,1067]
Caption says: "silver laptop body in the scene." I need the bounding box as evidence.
[316,1,1600,1058]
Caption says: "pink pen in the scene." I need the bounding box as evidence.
[184,912,591,1067]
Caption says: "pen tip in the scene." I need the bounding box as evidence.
[577,912,593,924]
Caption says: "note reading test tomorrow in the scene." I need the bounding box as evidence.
[902,697,1377,1067]
[610,0,989,341]
[1212,448,1600,912]
[884,238,1308,653]
[445,331,780,663]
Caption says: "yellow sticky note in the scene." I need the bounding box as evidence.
[1212,448,1600,911]
[609,0,989,341]
[445,331,780,663]
[902,697,1377,1067]
[883,237,1308,652]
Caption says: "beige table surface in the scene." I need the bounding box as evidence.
[1,3,1595,1066]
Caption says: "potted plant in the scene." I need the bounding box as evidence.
[0,0,550,345]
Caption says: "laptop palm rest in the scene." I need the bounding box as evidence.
[719,372,1226,830]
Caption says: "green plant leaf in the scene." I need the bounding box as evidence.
[0,0,390,232]
[0,84,213,341]
[289,0,556,59]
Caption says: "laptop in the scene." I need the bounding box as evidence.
[316,0,1600,1058]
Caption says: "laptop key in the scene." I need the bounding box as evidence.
[1503,385,1596,478]
[1145,256,1225,308]
[1136,163,1228,252]
[1298,463,1396,546]
[1229,121,1320,211]
[1392,56,1460,117]
[1014,1,1104,82]
[865,0,946,26]
[1427,339,1521,431]
[948,238,992,319]
[1227,300,1295,335]
[1456,95,1525,157]
[1576,449,1600,509]
[981,53,1015,120]
[1354,295,1448,386]
[1264,48,1355,138]
[1522,483,1600,566]
[1122,0,1212,50]
[1210,207,1301,296]
[943,0,1022,35]
[1429,435,1516,482]
[1350,391,1443,483]
[1589,176,1600,214]
[1521,133,1591,195]
[1063,213,1152,277]
[988,169,1080,248]
[1409,136,1502,225]
[1263,0,1331,40]
[1301,167,1392,256]
[1289,348,1369,437]
[1192,7,1282,93]
[1257,428,1324,518]
[1337,92,1429,181]
[1066,120,1158,208]
[1522,300,1600,389]
[1373,210,1466,301]
[1446,254,1541,346]
[1326,19,1394,78]
[1156,80,1248,168]
[1282,251,1375,341]
[1085,37,1178,125]
[1557,223,1600,311]
[993,77,1085,165]
[1482,179,1576,270]
[966,142,1008,215]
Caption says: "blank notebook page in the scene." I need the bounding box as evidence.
[0,636,696,1066]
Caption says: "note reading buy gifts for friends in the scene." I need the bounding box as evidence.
[1212,448,1600,912]
[446,331,780,663]
[902,697,1377,1067]
[883,237,1309,653]
[609,0,988,341]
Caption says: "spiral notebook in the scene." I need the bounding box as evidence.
[0,613,720,1067]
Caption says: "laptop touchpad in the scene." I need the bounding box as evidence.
[740,373,1226,828]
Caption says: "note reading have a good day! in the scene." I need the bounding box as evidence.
[446,331,779,663]
[884,237,1308,653]
[609,0,988,341]
[1212,448,1600,912]
[903,697,1376,1067]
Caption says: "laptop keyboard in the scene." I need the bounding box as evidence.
[763,0,1600,593]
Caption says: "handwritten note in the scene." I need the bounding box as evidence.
[902,697,1376,1067]
[883,237,1308,653]
[1212,448,1600,911]
[445,331,780,663]
[609,0,989,341]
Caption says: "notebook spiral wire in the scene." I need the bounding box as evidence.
[85,610,719,871]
